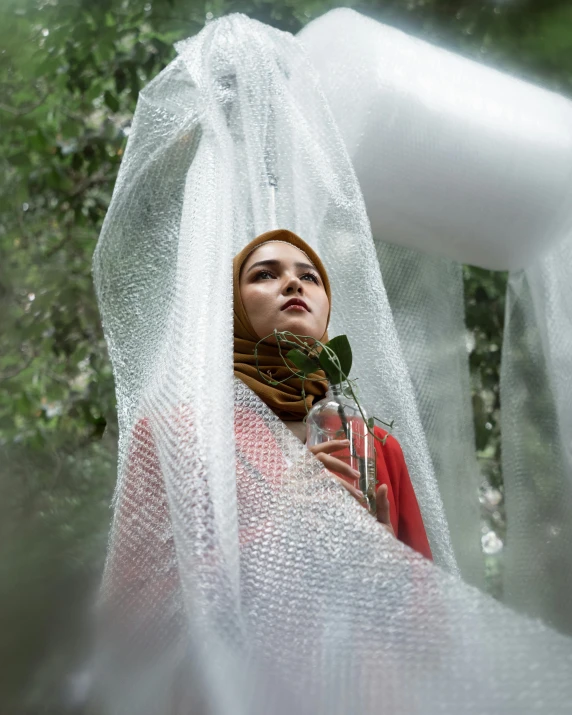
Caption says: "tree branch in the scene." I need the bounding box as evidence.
[69,169,112,197]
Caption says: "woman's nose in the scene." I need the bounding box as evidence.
[284,275,303,293]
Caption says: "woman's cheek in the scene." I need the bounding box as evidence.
[245,288,269,319]
[251,293,277,334]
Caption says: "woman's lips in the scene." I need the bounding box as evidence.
[281,298,310,311]
[283,305,309,312]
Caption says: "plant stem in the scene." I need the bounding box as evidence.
[253,330,393,445]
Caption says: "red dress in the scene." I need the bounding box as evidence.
[117,416,433,580]
[373,426,433,561]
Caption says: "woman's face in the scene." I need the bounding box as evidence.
[239,242,329,342]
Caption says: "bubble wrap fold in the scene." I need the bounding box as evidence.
[374,243,484,588]
[299,9,572,271]
[501,236,572,635]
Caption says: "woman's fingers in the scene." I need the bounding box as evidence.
[307,439,350,456]
[309,439,359,483]
[315,452,361,485]
[329,474,368,507]
[308,440,368,510]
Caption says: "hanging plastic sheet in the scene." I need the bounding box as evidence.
[300,8,572,623]
[373,243,484,588]
[501,237,572,634]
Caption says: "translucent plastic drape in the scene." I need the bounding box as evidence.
[501,237,572,635]
[300,8,572,624]
[93,14,572,714]
[374,243,484,588]
[299,9,572,272]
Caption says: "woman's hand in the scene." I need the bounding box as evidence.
[307,439,363,492]
[375,484,395,537]
[307,439,395,536]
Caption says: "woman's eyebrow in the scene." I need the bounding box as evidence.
[246,259,317,273]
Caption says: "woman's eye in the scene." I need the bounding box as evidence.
[302,273,319,284]
[254,270,318,283]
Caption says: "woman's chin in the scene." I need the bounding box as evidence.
[275,315,319,340]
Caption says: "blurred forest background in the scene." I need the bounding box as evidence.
[1,0,572,712]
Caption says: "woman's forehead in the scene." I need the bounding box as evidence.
[243,241,314,269]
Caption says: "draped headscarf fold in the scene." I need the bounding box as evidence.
[233,229,331,420]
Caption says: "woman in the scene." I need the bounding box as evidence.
[104,227,431,639]
[103,226,431,647]
[234,228,432,560]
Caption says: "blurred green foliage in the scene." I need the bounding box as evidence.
[1,0,572,711]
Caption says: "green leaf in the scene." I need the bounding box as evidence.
[103,90,119,112]
[114,67,127,93]
[319,335,352,385]
[28,130,49,153]
[286,349,320,376]
[8,152,31,167]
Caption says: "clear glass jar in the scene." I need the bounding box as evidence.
[305,382,377,514]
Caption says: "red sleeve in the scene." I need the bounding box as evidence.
[103,416,183,641]
[373,427,433,560]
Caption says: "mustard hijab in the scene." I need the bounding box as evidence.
[233,229,331,421]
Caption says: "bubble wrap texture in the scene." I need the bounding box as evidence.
[98,377,572,714]
[375,242,484,588]
[93,14,572,713]
[501,236,572,635]
[299,9,572,271]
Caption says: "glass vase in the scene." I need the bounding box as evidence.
[305,381,377,514]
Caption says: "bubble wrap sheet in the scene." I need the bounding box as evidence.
[93,14,572,714]
[374,243,484,588]
[501,237,572,635]
[299,9,572,271]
